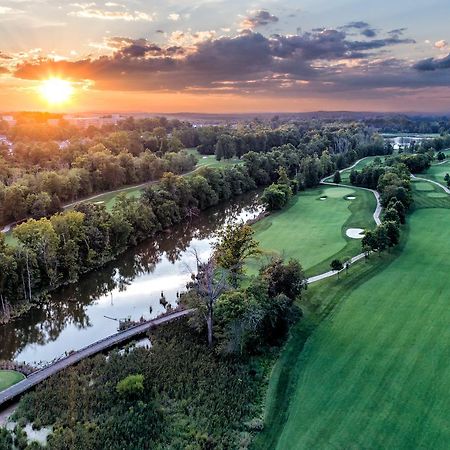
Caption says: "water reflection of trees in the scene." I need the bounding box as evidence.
[0,192,261,362]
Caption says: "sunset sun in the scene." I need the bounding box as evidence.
[39,78,74,105]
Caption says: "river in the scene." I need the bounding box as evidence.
[0,192,262,365]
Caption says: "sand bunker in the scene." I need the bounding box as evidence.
[319,196,327,200]
[346,228,365,239]
[94,201,105,205]
[345,196,356,200]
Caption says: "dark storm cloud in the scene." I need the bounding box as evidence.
[13,25,444,97]
[414,53,450,71]
[241,10,279,28]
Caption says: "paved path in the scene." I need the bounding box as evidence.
[432,159,449,166]
[307,158,384,285]
[307,253,366,284]
[0,309,193,408]
[411,174,450,194]
[320,157,382,225]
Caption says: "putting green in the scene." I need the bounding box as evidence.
[257,179,450,450]
[0,370,25,391]
[251,185,376,276]
[414,181,434,191]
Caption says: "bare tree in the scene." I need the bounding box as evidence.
[186,249,229,346]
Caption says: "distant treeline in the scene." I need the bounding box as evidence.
[0,120,390,226]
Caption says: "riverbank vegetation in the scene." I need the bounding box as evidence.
[0,123,390,323]
[7,248,307,449]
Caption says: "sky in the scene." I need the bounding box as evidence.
[0,0,449,113]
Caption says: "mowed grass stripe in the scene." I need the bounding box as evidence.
[275,207,450,449]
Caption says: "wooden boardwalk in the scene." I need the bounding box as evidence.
[0,309,193,408]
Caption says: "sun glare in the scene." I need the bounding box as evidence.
[39,78,74,105]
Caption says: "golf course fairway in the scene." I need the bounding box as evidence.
[255,180,450,449]
[251,185,376,275]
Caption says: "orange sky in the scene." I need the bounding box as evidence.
[0,0,449,113]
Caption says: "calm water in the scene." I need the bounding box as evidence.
[0,192,262,364]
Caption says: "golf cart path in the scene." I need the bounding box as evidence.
[308,158,383,284]
[411,174,450,194]
[310,168,450,285]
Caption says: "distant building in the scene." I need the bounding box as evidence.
[65,114,123,128]
[1,115,16,126]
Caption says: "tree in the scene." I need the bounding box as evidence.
[361,230,377,256]
[330,259,344,278]
[387,199,406,224]
[14,218,59,286]
[214,222,260,286]
[333,170,341,184]
[382,221,400,248]
[116,374,145,399]
[382,207,400,224]
[187,251,229,346]
[260,257,306,299]
[0,234,17,320]
[375,225,389,254]
[261,184,289,210]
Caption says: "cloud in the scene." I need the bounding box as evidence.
[69,3,155,21]
[168,13,180,21]
[13,25,437,98]
[0,66,10,75]
[240,10,279,29]
[434,40,448,49]
[388,28,407,37]
[414,53,450,71]
[0,5,23,15]
[342,21,377,38]
[168,30,216,47]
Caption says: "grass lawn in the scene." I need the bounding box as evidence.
[0,370,25,391]
[255,180,450,449]
[420,159,450,185]
[186,148,242,169]
[340,156,385,183]
[250,185,376,276]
